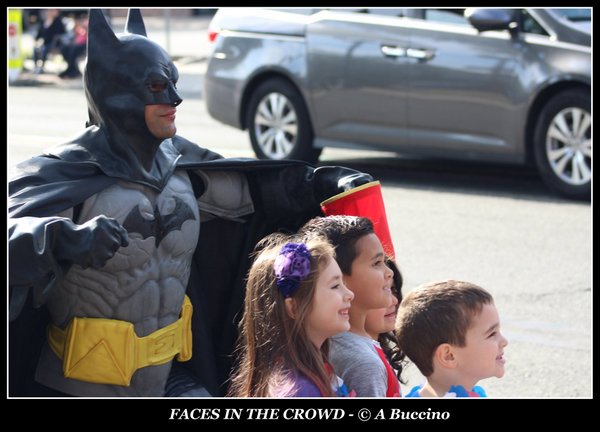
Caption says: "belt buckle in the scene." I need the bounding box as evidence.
[145,323,180,364]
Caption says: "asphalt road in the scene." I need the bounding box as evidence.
[7,85,592,399]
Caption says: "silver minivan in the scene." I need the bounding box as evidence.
[205,8,591,199]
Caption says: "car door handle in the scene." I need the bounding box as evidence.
[380,45,406,58]
[406,48,435,61]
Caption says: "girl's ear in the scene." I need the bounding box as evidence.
[434,343,457,369]
[284,297,298,320]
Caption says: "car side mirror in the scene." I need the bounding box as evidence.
[465,8,517,33]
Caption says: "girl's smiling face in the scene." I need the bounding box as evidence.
[365,294,398,340]
[305,257,354,348]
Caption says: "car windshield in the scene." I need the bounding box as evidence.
[550,8,591,22]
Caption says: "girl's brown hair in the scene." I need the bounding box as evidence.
[228,234,336,397]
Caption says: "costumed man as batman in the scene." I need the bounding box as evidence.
[8,9,374,397]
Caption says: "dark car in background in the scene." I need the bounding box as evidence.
[205,8,591,199]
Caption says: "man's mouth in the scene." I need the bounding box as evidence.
[161,109,176,120]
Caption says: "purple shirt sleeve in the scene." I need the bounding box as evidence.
[292,374,323,397]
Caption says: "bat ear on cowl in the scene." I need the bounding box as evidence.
[87,9,120,66]
[125,9,147,36]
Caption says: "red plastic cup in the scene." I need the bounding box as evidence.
[320,181,396,259]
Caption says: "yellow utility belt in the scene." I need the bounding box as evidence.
[48,295,193,386]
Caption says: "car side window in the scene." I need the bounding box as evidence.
[423,9,469,26]
[363,9,405,18]
[520,10,550,36]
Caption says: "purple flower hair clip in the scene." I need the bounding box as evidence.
[274,242,312,298]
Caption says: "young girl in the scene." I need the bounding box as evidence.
[228,234,355,397]
[299,216,397,397]
[364,257,406,394]
[395,280,508,397]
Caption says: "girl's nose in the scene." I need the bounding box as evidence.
[343,284,354,302]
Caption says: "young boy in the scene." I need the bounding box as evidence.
[299,216,398,397]
[395,280,508,397]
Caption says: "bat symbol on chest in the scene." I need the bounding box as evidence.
[122,197,196,246]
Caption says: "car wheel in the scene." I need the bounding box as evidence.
[246,78,321,163]
[533,89,591,199]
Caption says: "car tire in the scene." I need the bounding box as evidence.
[246,78,321,163]
[533,89,591,200]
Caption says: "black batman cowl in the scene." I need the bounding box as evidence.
[50,9,184,191]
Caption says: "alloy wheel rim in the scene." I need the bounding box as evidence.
[545,107,591,186]
[254,92,298,159]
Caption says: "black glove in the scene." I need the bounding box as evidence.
[54,215,129,269]
[8,215,128,320]
[310,166,374,204]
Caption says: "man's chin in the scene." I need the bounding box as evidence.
[157,128,177,139]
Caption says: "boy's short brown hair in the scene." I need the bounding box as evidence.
[395,280,493,377]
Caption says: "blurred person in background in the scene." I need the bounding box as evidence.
[32,9,66,74]
[59,14,88,79]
